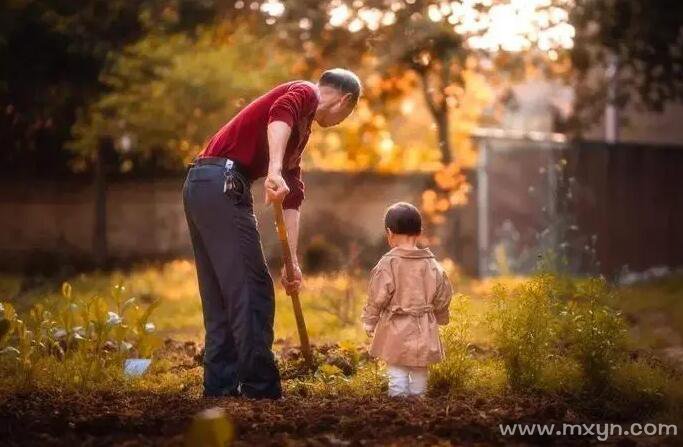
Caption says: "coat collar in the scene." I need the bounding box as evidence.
[384,247,435,259]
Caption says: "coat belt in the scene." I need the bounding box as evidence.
[389,305,434,332]
[389,305,434,317]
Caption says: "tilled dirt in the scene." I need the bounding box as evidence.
[0,342,679,446]
[0,388,678,446]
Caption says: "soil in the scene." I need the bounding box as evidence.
[1,385,679,446]
[0,342,679,446]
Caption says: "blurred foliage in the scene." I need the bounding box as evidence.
[570,0,683,130]
[0,0,237,175]
[561,277,628,390]
[428,293,475,394]
[2,0,682,177]
[615,273,683,348]
[420,160,472,242]
[0,281,161,390]
[69,24,295,170]
[276,0,570,164]
[488,273,562,391]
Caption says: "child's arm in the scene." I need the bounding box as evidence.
[361,263,394,334]
[433,269,453,325]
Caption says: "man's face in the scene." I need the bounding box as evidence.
[315,86,356,128]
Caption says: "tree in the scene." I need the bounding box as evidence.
[0,0,246,175]
[569,0,683,129]
[273,1,577,161]
[268,0,576,249]
[69,25,295,170]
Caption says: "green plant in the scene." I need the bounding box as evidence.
[606,359,669,418]
[286,361,387,398]
[0,302,16,347]
[488,274,561,391]
[428,294,475,395]
[561,278,628,390]
[0,281,162,391]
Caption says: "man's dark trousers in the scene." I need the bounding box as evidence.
[183,162,281,399]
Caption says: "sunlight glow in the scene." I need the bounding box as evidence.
[325,0,575,53]
[260,0,285,17]
[329,3,351,27]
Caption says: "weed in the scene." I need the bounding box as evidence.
[0,282,161,391]
[561,277,628,390]
[487,273,561,391]
[428,294,475,395]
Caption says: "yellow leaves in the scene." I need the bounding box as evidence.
[372,114,387,128]
[377,132,395,155]
[420,162,472,230]
[0,302,16,343]
[365,71,416,97]
[0,302,16,322]
[324,132,342,149]
[434,162,468,190]
[318,363,345,378]
[90,296,110,326]
[443,84,463,97]
[421,189,438,214]
[61,282,72,300]
[356,101,374,122]
[449,184,472,206]
[436,198,450,212]
[290,59,309,75]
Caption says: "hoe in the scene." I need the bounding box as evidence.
[273,202,314,370]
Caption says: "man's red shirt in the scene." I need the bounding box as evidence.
[199,80,319,210]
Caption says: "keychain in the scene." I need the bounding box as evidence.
[223,159,235,194]
[222,159,244,198]
[223,170,234,194]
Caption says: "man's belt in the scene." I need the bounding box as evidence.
[190,157,251,183]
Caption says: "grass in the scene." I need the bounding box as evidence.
[612,273,683,349]
[1,260,682,426]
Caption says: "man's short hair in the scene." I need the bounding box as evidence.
[319,68,362,104]
[385,202,422,236]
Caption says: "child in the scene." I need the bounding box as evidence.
[361,202,453,397]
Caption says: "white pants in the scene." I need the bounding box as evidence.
[387,364,428,397]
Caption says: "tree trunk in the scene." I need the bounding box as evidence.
[436,109,453,165]
[93,137,111,268]
[418,70,453,164]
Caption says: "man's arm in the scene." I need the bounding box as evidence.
[266,120,301,261]
[265,121,303,295]
[267,83,317,295]
[265,121,291,205]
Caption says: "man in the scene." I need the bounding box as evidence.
[183,68,361,399]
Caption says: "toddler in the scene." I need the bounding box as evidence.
[361,202,453,397]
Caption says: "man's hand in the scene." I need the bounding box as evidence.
[281,263,302,296]
[265,172,290,205]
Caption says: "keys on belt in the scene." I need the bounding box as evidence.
[189,157,247,197]
[222,159,244,196]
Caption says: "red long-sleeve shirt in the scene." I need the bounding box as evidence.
[199,80,319,210]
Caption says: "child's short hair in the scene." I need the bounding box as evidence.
[384,202,422,235]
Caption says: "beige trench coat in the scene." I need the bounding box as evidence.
[361,247,453,367]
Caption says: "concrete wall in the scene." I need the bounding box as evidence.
[0,171,477,272]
